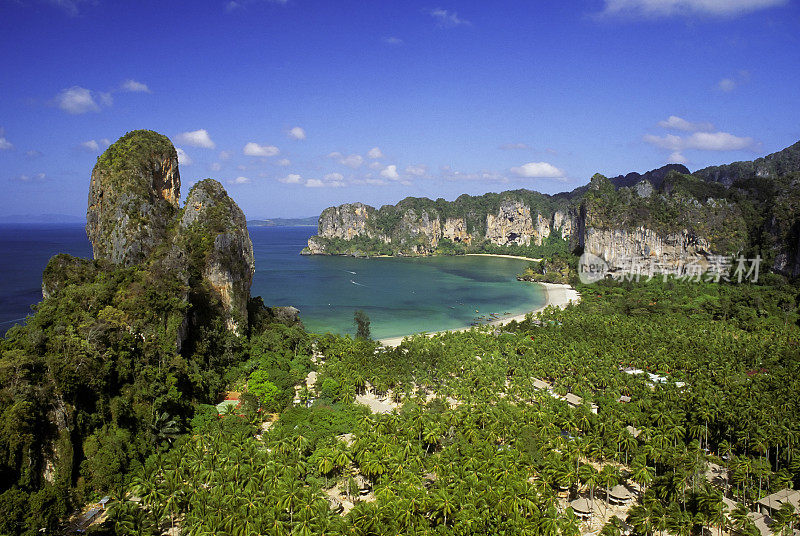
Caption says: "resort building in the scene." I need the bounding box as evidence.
[569,497,593,520]
[756,488,800,517]
[608,484,634,505]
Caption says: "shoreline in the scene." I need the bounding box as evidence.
[378,282,580,347]
[464,253,542,262]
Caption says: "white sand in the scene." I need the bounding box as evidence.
[465,253,542,262]
[378,282,580,347]
[354,392,399,414]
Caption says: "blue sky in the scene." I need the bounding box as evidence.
[1,0,798,219]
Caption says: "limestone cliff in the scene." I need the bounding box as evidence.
[305,193,573,257]
[81,130,255,335]
[305,141,800,276]
[177,179,255,334]
[86,130,180,266]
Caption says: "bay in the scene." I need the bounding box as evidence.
[0,225,544,339]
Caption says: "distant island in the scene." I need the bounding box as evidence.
[248,216,318,227]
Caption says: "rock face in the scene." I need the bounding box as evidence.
[81,131,253,335]
[86,130,180,266]
[443,217,471,244]
[307,196,574,255]
[485,200,535,246]
[178,179,255,334]
[582,227,711,270]
[318,203,378,240]
[305,140,800,275]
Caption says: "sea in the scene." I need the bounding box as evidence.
[0,225,544,340]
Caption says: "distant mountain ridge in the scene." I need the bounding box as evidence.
[248,217,318,227]
[304,140,800,277]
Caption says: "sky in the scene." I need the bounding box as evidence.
[1,0,798,220]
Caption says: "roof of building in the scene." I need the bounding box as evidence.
[564,393,583,406]
[758,488,800,511]
[570,497,593,514]
[532,378,551,390]
[609,485,633,500]
[748,512,772,536]
[626,425,641,438]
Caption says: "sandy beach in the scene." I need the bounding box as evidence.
[464,253,542,262]
[378,282,580,347]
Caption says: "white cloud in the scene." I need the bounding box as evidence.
[55,86,105,114]
[80,140,100,152]
[98,92,113,107]
[100,138,110,146]
[365,178,388,185]
[232,176,251,184]
[658,115,714,132]
[405,164,428,176]
[324,172,344,181]
[341,154,363,168]
[510,162,566,178]
[176,148,193,166]
[599,0,787,17]
[210,162,222,172]
[499,142,530,150]
[288,126,306,140]
[429,8,471,27]
[279,173,302,184]
[176,129,215,149]
[25,150,42,159]
[383,36,404,45]
[219,150,232,160]
[243,142,279,157]
[305,179,325,188]
[716,70,750,93]
[0,128,12,150]
[717,78,737,92]
[367,147,384,159]
[13,172,46,183]
[668,152,688,164]
[328,152,363,168]
[644,131,757,151]
[120,79,151,93]
[237,164,247,171]
[368,162,382,170]
[380,165,400,180]
[277,158,291,167]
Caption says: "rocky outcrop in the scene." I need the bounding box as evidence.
[80,131,254,336]
[305,141,800,276]
[318,203,379,240]
[307,197,574,255]
[485,200,535,246]
[443,217,471,244]
[86,130,180,266]
[178,179,255,335]
[395,209,442,253]
[583,227,712,270]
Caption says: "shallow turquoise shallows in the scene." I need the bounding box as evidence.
[251,227,545,340]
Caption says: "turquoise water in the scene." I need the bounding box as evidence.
[0,225,544,340]
[251,227,545,339]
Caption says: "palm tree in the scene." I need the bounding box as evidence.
[599,465,620,515]
[628,502,655,536]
